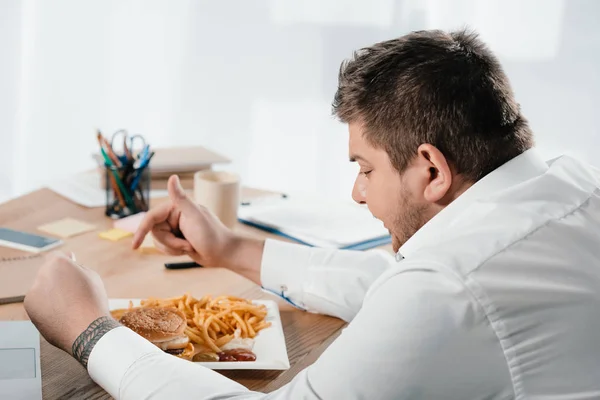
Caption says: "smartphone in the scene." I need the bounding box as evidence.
[0,228,63,253]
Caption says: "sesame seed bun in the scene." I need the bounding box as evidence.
[119,307,188,348]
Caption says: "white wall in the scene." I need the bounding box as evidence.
[1,0,599,203]
[0,0,21,200]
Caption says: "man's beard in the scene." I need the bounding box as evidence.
[390,188,429,253]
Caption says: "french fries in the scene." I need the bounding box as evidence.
[111,294,271,353]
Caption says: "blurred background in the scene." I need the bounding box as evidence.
[0,0,598,204]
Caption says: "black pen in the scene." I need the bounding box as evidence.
[0,295,25,306]
[164,261,203,269]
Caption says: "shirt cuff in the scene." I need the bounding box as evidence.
[87,326,162,398]
[260,239,311,309]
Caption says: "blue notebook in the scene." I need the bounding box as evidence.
[238,196,391,250]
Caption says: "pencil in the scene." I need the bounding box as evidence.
[96,132,126,211]
[110,166,134,210]
[96,130,122,168]
[108,166,126,208]
[123,134,132,161]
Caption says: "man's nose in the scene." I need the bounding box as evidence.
[352,179,366,204]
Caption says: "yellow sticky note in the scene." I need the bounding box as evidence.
[98,228,133,241]
[38,218,96,238]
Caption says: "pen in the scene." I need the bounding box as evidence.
[0,295,25,306]
[240,193,288,206]
[164,261,203,269]
[130,151,155,191]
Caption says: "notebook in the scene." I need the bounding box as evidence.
[238,196,391,250]
[0,253,41,305]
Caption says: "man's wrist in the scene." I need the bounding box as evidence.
[72,316,121,368]
[223,235,265,285]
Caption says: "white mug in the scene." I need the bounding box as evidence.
[193,170,240,229]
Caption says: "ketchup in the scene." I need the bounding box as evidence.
[217,348,257,362]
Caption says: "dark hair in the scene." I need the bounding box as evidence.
[332,28,534,181]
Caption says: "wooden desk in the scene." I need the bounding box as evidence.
[0,188,392,399]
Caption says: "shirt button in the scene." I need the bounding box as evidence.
[395,253,404,262]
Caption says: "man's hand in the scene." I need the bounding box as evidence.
[24,252,118,367]
[132,175,265,283]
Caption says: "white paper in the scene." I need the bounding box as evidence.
[238,196,390,248]
[47,172,168,208]
[109,299,290,370]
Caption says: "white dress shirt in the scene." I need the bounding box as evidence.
[88,149,600,399]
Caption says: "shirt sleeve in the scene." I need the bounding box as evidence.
[260,239,395,322]
[88,266,512,400]
[87,327,255,399]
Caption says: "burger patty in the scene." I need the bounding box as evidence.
[165,348,185,355]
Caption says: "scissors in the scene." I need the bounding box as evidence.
[110,129,148,164]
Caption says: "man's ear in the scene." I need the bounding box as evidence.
[417,144,452,203]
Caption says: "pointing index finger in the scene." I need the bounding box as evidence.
[132,204,172,248]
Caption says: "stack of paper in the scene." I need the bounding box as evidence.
[238,196,391,250]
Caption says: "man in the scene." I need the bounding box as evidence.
[24,29,600,399]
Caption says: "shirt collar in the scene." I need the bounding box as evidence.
[397,148,549,260]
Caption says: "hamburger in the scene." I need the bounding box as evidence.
[119,307,194,360]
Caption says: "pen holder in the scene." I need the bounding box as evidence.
[104,164,151,219]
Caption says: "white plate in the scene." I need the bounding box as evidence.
[109,298,290,370]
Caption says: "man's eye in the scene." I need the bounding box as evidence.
[361,170,372,177]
